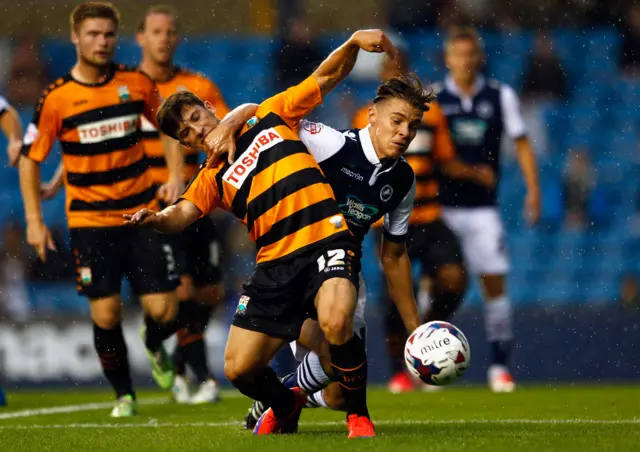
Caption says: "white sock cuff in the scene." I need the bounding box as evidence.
[484,295,513,342]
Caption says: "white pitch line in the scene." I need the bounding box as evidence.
[1,419,640,429]
[0,390,246,421]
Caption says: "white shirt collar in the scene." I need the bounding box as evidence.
[445,74,486,97]
[359,125,380,166]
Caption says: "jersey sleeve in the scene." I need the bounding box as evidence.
[0,95,9,117]
[21,93,60,162]
[256,76,323,131]
[178,168,221,217]
[201,79,230,118]
[500,84,527,139]
[425,102,456,163]
[298,120,346,163]
[383,176,416,242]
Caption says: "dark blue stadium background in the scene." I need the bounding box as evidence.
[1,21,640,385]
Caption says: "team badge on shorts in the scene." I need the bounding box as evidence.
[236,295,250,315]
[79,267,92,285]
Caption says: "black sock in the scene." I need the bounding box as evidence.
[490,341,511,366]
[230,367,296,417]
[385,298,408,376]
[173,300,213,382]
[144,301,197,352]
[424,287,464,323]
[329,334,369,418]
[173,329,187,376]
[93,323,135,400]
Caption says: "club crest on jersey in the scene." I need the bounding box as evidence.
[302,120,323,135]
[380,185,393,202]
[236,295,250,315]
[223,127,284,189]
[117,85,131,102]
[176,85,188,93]
[343,131,357,141]
[476,101,494,119]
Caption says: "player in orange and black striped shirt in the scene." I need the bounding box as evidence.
[126,30,399,438]
[18,2,185,417]
[136,5,231,404]
[353,52,494,393]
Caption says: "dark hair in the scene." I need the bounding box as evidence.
[445,26,483,51]
[70,2,120,32]
[156,91,205,140]
[138,4,179,32]
[373,73,435,112]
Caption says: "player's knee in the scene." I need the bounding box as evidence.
[146,297,178,324]
[91,308,121,330]
[176,277,193,301]
[224,353,256,383]
[436,264,467,294]
[319,313,353,346]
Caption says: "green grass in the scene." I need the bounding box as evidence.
[0,385,639,451]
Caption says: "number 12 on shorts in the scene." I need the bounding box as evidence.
[317,249,346,271]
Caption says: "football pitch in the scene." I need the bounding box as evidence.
[0,385,638,451]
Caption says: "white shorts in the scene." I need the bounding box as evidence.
[290,272,367,362]
[442,207,509,275]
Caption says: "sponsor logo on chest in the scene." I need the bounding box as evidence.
[77,114,140,144]
[223,127,284,189]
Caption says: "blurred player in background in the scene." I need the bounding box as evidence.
[353,51,494,393]
[436,26,540,392]
[137,4,230,405]
[18,1,189,417]
[0,95,22,407]
[1,96,24,168]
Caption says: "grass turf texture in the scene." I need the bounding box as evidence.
[0,385,638,451]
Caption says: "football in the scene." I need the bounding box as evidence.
[405,321,471,386]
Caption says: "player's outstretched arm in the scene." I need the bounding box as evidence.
[380,237,420,334]
[440,159,496,188]
[123,200,201,234]
[312,29,398,98]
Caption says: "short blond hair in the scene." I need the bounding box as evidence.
[445,26,482,51]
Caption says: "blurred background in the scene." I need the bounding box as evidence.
[0,0,639,387]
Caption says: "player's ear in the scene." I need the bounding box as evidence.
[71,30,79,46]
[367,105,377,126]
[135,31,145,47]
[204,101,217,116]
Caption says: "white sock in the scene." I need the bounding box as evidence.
[484,295,513,342]
[295,352,331,393]
[305,390,329,409]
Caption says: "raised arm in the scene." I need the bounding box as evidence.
[204,103,260,166]
[312,29,398,98]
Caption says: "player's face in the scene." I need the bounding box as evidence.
[138,13,178,65]
[445,38,481,83]
[175,102,219,149]
[369,98,423,159]
[72,18,117,68]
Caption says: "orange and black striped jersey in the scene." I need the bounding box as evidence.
[180,76,349,265]
[141,67,230,184]
[353,101,456,225]
[21,63,161,229]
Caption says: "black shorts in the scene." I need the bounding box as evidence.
[164,215,222,287]
[232,235,362,341]
[70,227,180,299]
[407,220,464,277]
